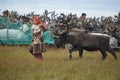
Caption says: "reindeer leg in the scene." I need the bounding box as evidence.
[79,49,83,58]
[100,50,107,60]
[69,49,72,60]
[107,48,117,60]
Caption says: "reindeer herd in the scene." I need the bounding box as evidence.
[1,10,120,39]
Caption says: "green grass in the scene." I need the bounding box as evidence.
[0,46,120,80]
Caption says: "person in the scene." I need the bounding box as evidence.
[3,10,9,17]
[0,10,9,29]
[78,13,87,30]
[29,16,47,60]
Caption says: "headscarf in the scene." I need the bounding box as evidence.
[32,16,47,30]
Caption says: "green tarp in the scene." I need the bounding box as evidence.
[43,30,55,45]
[0,17,55,45]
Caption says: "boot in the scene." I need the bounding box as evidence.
[36,53,43,60]
[32,54,37,58]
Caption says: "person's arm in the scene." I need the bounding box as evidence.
[39,20,47,30]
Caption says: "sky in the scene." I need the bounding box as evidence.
[0,0,120,17]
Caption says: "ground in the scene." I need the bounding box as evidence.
[0,46,120,80]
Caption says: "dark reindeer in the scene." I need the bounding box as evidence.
[54,20,119,60]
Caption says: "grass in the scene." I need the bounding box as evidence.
[0,46,120,80]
